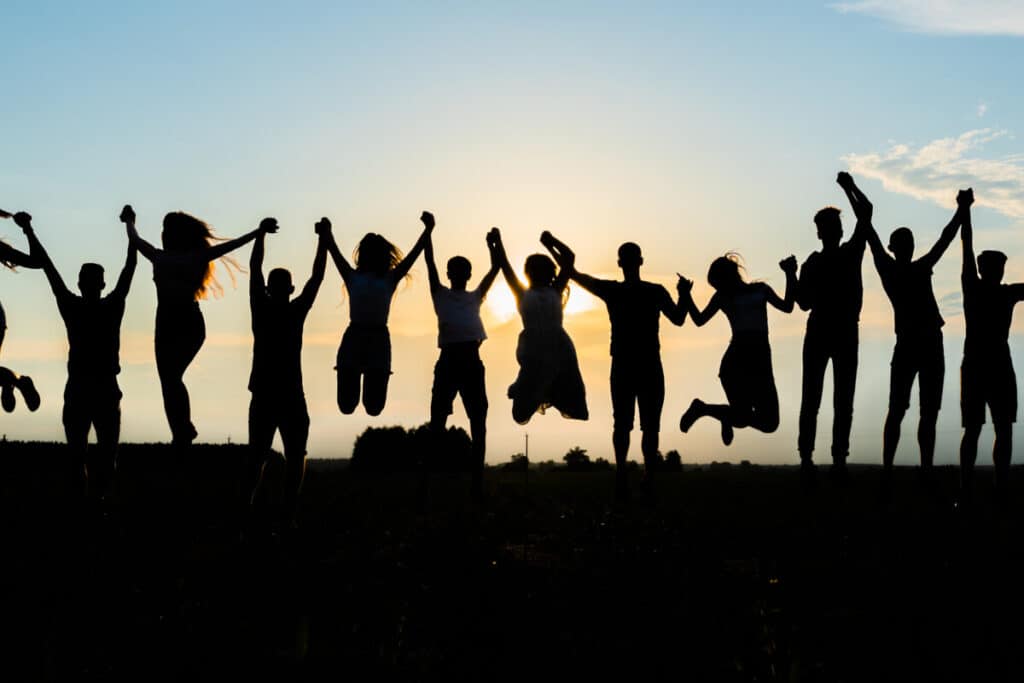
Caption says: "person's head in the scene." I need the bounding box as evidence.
[978,250,1008,285]
[524,253,557,289]
[162,211,218,298]
[267,268,294,301]
[814,206,843,247]
[617,242,643,276]
[355,233,402,276]
[887,227,915,262]
[78,263,105,300]
[446,255,472,289]
[707,254,746,294]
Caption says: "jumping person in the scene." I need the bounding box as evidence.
[423,226,499,498]
[0,210,42,413]
[796,174,870,477]
[678,254,797,444]
[326,212,433,416]
[545,234,688,500]
[837,173,961,484]
[17,208,136,503]
[245,218,330,528]
[958,188,1022,504]
[489,228,588,424]
[127,207,278,445]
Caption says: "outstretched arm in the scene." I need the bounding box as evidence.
[250,230,266,301]
[659,276,689,326]
[488,228,525,301]
[392,211,435,283]
[767,256,798,313]
[920,205,964,269]
[295,219,331,309]
[111,208,138,300]
[960,189,977,283]
[205,218,278,261]
[15,212,69,297]
[683,280,720,326]
[424,232,442,294]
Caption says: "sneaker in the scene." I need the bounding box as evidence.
[1,383,15,413]
[720,419,734,446]
[679,399,705,433]
[16,375,40,412]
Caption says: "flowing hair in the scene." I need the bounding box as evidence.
[0,210,19,270]
[707,252,748,293]
[162,212,242,299]
[524,253,570,306]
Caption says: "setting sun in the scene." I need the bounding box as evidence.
[486,273,597,324]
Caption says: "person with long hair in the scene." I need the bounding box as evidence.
[488,228,588,424]
[326,212,433,416]
[0,209,42,413]
[126,206,278,444]
[678,253,797,445]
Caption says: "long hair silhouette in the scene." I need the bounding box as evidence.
[161,212,240,299]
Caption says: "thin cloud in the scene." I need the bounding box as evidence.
[977,102,988,118]
[833,1,1024,36]
[842,129,1024,219]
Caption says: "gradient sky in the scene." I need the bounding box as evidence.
[3,1,1024,464]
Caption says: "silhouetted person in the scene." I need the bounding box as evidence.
[796,174,870,475]
[958,188,1020,503]
[326,213,433,416]
[545,234,687,501]
[839,173,961,482]
[489,228,588,424]
[423,226,499,498]
[0,210,42,413]
[128,209,277,445]
[679,254,796,444]
[17,208,136,502]
[245,219,329,527]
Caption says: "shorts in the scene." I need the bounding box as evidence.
[337,325,392,375]
[431,343,488,422]
[249,391,311,458]
[63,379,122,445]
[961,355,1017,426]
[889,334,944,415]
[610,356,665,433]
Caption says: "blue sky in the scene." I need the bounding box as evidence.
[3,1,1024,464]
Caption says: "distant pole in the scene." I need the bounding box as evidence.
[524,433,529,492]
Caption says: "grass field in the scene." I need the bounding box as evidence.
[2,441,1023,681]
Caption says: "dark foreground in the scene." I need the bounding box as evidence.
[3,442,1024,682]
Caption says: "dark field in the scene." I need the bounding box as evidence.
[3,442,1024,682]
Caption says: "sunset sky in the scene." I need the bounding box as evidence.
[4,1,1024,464]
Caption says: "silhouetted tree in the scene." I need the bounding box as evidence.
[563,446,592,471]
[664,450,683,472]
[351,423,471,472]
[504,453,529,471]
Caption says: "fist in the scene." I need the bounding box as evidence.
[420,211,435,230]
[259,217,279,234]
[13,212,32,230]
[957,188,975,208]
[119,204,135,225]
[676,274,693,295]
[315,217,332,235]
[539,230,554,247]
[836,171,854,189]
[487,227,502,247]
[779,255,798,275]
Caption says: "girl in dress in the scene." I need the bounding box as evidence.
[127,206,277,444]
[678,253,797,444]
[327,211,433,416]
[0,209,41,412]
[488,228,588,424]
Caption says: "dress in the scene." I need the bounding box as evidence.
[508,288,588,423]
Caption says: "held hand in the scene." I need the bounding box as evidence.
[420,211,435,231]
[539,230,555,249]
[487,227,503,249]
[259,217,279,234]
[779,255,798,275]
[119,204,136,225]
[676,274,693,296]
[957,188,975,208]
[13,212,32,231]
[836,171,854,189]
[315,217,332,235]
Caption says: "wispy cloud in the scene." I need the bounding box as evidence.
[977,102,989,118]
[833,1,1024,36]
[842,128,1024,219]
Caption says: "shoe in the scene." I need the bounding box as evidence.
[721,420,734,446]
[679,399,705,433]
[1,384,15,413]
[16,375,40,412]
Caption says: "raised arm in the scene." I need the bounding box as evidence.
[682,279,721,327]
[0,210,40,269]
[540,231,575,291]
[392,211,434,283]
[920,204,963,269]
[837,171,872,249]
[960,189,977,283]
[766,256,798,313]
[205,218,278,261]
[15,212,69,296]
[424,232,442,294]
[475,237,501,299]
[659,276,689,326]
[324,227,353,285]
[295,219,331,309]
[122,205,163,264]
[111,206,138,300]
[488,228,525,301]
[249,229,267,301]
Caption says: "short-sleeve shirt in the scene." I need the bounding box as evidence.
[873,254,944,339]
[587,279,674,358]
[798,233,867,332]
[249,292,315,396]
[432,286,486,347]
[56,289,127,384]
[962,275,1024,361]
